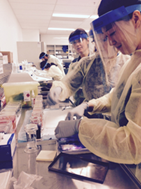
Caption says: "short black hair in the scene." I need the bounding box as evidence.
[39,52,48,59]
[40,61,55,70]
[68,28,88,41]
[98,0,141,16]
[40,60,46,69]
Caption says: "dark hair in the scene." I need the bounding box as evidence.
[40,61,56,69]
[39,52,48,59]
[98,0,141,16]
[68,28,88,41]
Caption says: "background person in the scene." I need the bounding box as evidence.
[54,0,141,165]
[40,61,64,81]
[47,30,130,111]
[68,28,90,72]
[67,28,91,105]
[39,52,65,76]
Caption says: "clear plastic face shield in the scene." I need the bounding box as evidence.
[88,29,97,54]
[69,33,89,56]
[91,5,141,63]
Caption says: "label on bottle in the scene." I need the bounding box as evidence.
[24,91,30,102]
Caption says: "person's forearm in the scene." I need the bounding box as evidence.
[87,89,114,114]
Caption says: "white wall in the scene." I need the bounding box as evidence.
[0,1,70,64]
[17,42,46,69]
[0,0,23,63]
[41,34,69,45]
[22,29,40,41]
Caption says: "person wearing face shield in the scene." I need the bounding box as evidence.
[68,28,90,72]
[47,28,92,106]
[67,28,91,105]
[47,26,130,109]
[55,0,141,165]
[39,52,65,76]
[40,60,64,81]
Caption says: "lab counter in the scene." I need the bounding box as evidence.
[10,141,139,189]
[9,108,140,189]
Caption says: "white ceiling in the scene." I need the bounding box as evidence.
[7,0,101,35]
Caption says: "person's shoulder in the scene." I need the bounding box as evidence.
[51,64,61,72]
[49,54,55,59]
[72,56,81,63]
[78,53,99,66]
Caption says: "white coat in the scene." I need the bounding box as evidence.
[44,65,64,81]
[47,55,65,76]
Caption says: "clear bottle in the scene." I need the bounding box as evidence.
[12,62,17,73]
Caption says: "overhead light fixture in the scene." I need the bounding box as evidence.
[54,37,68,39]
[48,28,74,31]
[53,13,89,18]
[90,15,98,19]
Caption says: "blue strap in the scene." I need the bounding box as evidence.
[91,4,141,33]
[126,4,141,14]
[42,61,48,70]
[69,33,88,43]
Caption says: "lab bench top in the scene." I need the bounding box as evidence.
[10,108,140,189]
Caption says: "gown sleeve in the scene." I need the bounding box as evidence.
[79,73,141,164]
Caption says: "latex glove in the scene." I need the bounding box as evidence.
[55,119,81,139]
[65,102,88,120]
[46,86,62,106]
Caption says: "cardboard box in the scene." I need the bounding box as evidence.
[0,52,13,63]
[3,55,8,64]
[0,133,16,169]
[0,55,3,74]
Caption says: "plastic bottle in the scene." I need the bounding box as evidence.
[12,62,17,73]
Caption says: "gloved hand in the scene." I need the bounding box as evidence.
[65,102,88,120]
[55,119,81,139]
[46,86,62,106]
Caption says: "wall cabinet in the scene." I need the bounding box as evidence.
[46,45,75,60]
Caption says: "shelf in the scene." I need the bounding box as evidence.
[46,45,72,59]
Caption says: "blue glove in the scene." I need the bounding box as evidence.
[65,102,88,120]
[46,86,62,106]
[55,119,81,139]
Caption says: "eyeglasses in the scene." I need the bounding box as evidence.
[71,38,83,45]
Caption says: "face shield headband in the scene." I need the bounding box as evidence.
[40,54,47,59]
[69,33,88,44]
[91,5,141,34]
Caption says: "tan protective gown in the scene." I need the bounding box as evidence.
[52,52,130,102]
[79,50,141,164]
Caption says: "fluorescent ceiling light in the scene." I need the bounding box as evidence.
[90,15,98,19]
[48,28,74,31]
[53,13,89,18]
[54,37,68,39]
